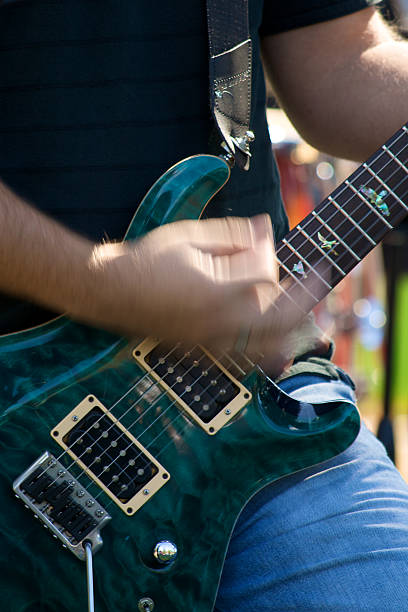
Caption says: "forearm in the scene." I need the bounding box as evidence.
[0,180,100,317]
[263,9,408,161]
[0,184,288,355]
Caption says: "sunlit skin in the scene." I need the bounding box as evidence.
[0,7,407,358]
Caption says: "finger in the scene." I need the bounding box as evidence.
[209,240,278,286]
[190,214,273,255]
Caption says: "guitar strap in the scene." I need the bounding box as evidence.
[206,2,354,391]
[206,0,254,170]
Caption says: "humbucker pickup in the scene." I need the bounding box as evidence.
[51,396,170,515]
[133,340,252,435]
[13,452,111,560]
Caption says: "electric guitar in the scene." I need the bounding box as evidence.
[1,123,408,612]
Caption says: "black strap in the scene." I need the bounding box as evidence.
[206,0,254,170]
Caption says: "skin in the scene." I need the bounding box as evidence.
[262,8,406,161]
[0,7,405,353]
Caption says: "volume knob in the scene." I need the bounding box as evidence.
[153,540,178,564]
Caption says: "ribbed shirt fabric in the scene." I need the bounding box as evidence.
[0,0,379,331]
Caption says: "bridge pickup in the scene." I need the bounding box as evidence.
[13,451,110,560]
[51,396,170,516]
[133,340,251,435]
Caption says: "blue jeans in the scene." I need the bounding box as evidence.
[216,375,408,611]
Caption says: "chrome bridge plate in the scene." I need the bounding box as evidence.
[133,340,252,435]
[13,451,111,560]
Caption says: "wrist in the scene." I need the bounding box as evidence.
[68,240,145,335]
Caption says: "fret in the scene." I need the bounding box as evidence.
[363,162,408,213]
[342,193,390,243]
[296,224,345,277]
[315,194,369,251]
[311,210,361,262]
[344,179,393,229]
[273,123,408,323]
[282,238,332,289]
[277,257,320,303]
[327,196,377,245]
[362,129,408,192]
[382,143,408,175]
[382,125,407,156]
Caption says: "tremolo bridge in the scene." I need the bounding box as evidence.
[13,341,250,564]
[13,451,111,560]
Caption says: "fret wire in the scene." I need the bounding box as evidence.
[323,151,408,255]
[277,257,320,303]
[281,129,407,245]
[363,163,408,212]
[280,166,403,289]
[277,133,407,266]
[344,179,393,229]
[296,225,345,277]
[327,196,377,245]
[275,129,408,305]
[382,144,408,178]
[282,238,332,289]
[314,201,379,267]
[326,143,407,240]
[309,194,383,262]
[284,126,407,246]
[269,261,305,307]
[311,210,361,262]
[364,144,408,198]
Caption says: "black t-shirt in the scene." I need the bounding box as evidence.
[261,0,380,34]
[0,0,380,332]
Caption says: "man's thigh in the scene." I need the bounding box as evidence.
[216,379,408,611]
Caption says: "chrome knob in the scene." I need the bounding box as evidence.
[138,597,154,612]
[153,540,178,564]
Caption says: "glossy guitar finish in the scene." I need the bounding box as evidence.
[0,155,360,612]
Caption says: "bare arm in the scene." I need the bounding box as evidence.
[0,180,97,317]
[262,7,408,161]
[0,182,291,355]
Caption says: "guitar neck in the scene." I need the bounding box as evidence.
[275,123,408,314]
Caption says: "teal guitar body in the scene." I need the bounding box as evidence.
[0,155,360,612]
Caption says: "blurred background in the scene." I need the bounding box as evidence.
[267,0,408,477]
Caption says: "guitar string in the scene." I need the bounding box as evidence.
[272,161,407,306]
[47,345,249,514]
[49,132,408,496]
[55,134,408,461]
[89,348,245,508]
[88,136,408,494]
[43,131,408,510]
[50,342,199,465]
[50,342,240,496]
[74,126,408,450]
[238,132,408,328]
[274,130,408,294]
[81,143,408,509]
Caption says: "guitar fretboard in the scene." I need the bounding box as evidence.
[275,123,408,314]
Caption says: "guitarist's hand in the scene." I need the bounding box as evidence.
[0,179,298,362]
[87,214,294,355]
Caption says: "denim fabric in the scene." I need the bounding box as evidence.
[216,375,408,611]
